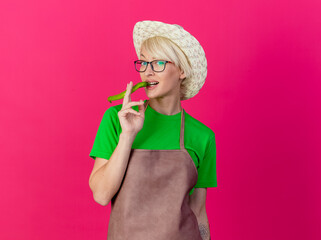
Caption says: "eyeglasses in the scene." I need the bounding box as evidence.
[134,60,173,72]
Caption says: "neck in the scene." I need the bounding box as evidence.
[146,98,182,115]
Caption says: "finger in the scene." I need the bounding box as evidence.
[123,100,145,110]
[122,83,129,106]
[138,100,146,114]
[126,81,133,103]
[119,108,141,117]
[122,82,132,107]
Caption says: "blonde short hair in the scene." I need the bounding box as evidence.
[140,36,193,100]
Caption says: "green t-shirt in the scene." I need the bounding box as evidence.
[89,100,217,195]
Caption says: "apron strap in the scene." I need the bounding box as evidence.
[179,109,185,150]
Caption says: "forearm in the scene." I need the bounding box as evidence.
[89,132,136,205]
[197,210,211,240]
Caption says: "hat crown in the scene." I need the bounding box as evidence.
[173,24,184,30]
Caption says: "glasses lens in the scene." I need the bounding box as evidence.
[152,61,166,72]
[135,61,147,72]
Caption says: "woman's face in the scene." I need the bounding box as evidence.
[139,46,185,100]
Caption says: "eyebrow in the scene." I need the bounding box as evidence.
[140,54,156,60]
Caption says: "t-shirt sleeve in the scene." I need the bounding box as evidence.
[194,134,217,188]
[89,107,120,160]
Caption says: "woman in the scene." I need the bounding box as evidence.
[89,20,217,240]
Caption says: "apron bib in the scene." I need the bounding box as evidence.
[107,100,201,240]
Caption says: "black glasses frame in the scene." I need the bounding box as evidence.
[134,60,173,72]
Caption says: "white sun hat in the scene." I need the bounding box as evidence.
[133,20,207,100]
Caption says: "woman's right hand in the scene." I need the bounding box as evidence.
[118,81,146,136]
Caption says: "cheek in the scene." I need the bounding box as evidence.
[162,70,180,84]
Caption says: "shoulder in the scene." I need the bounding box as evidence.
[184,111,215,140]
[99,104,123,126]
[103,103,123,117]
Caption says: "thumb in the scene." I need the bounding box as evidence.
[138,100,146,114]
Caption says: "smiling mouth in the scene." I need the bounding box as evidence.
[146,82,159,89]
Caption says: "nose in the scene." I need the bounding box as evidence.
[144,63,155,76]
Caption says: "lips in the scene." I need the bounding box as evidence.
[145,80,159,85]
[146,81,159,90]
[144,80,159,90]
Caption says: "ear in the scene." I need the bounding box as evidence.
[179,69,186,80]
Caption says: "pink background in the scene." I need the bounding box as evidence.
[1,0,320,239]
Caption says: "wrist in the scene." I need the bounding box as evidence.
[120,132,137,141]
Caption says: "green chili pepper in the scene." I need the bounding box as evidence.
[108,82,150,103]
